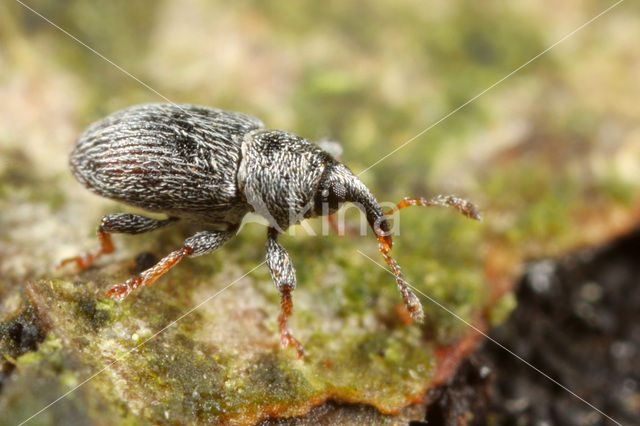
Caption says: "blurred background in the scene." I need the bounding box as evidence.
[1,0,639,424]
[2,0,637,196]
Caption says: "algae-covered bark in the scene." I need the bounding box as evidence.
[2,0,640,424]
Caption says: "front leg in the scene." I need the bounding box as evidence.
[265,228,304,359]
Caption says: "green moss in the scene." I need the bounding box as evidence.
[2,266,442,424]
[74,296,112,330]
[15,350,43,366]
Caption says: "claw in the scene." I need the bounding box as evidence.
[58,231,114,271]
[105,282,132,300]
[104,247,190,301]
[105,276,146,301]
[278,287,304,359]
[281,329,305,360]
[57,255,91,270]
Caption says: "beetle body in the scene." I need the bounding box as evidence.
[71,104,379,230]
[63,103,480,358]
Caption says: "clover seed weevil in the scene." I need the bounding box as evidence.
[60,103,481,358]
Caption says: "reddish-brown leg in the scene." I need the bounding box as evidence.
[57,230,114,270]
[386,195,482,221]
[59,214,179,271]
[105,247,192,301]
[278,287,304,359]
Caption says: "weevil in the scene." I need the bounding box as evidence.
[60,103,481,358]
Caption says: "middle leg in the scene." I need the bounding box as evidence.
[106,228,235,300]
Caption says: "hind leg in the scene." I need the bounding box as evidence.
[58,213,178,270]
[106,228,235,300]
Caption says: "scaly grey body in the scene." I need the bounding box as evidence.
[63,103,462,358]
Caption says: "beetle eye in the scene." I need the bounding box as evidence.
[314,183,344,216]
